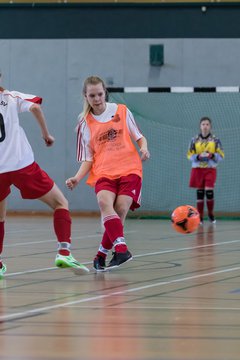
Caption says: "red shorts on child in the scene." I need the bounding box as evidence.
[189,168,216,188]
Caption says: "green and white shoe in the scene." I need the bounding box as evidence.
[55,254,89,275]
[0,264,7,279]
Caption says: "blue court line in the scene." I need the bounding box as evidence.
[229,289,240,294]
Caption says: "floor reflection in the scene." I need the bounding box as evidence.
[84,273,144,360]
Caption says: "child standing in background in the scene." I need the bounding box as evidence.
[187,117,224,224]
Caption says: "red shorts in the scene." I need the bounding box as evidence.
[0,162,54,201]
[95,174,142,211]
[189,168,217,189]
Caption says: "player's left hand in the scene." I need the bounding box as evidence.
[43,135,55,147]
[198,152,214,161]
[201,152,214,160]
[140,148,150,161]
[207,152,215,159]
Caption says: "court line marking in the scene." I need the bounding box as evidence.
[4,267,58,276]
[4,230,137,247]
[1,266,240,322]
[66,306,240,311]
[133,239,240,258]
[4,239,240,277]
[5,222,102,234]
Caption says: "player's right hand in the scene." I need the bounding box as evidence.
[198,151,214,161]
[43,134,55,147]
[65,177,79,190]
[197,152,210,161]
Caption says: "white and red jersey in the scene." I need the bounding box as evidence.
[76,102,143,161]
[0,89,42,173]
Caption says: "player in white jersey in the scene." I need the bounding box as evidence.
[0,80,89,278]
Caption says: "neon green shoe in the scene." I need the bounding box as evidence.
[55,254,89,275]
[0,264,7,279]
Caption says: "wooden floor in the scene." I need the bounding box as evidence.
[0,215,240,360]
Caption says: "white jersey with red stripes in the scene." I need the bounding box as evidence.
[0,89,42,173]
[76,102,143,162]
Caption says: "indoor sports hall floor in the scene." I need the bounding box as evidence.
[0,215,240,360]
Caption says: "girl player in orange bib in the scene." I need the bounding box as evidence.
[66,76,150,271]
[0,74,89,278]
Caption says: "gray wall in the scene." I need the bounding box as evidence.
[2,39,240,89]
[0,38,238,211]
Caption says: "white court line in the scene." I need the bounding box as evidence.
[4,267,58,277]
[4,234,103,247]
[4,239,240,277]
[4,230,137,247]
[133,239,240,258]
[66,305,240,311]
[6,222,102,234]
[1,266,240,322]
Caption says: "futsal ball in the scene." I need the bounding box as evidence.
[171,205,200,234]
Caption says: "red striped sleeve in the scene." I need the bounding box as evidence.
[76,118,86,161]
[25,96,42,104]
